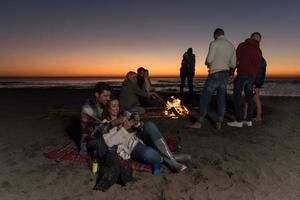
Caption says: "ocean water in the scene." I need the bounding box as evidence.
[0,77,299,97]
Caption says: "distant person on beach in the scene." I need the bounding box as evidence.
[244,57,267,121]
[180,48,196,97]
[119,71,153,114]
[102,97,189,173]
[187,28,236,129]
[137,67,164,107]
[227,32,263,128]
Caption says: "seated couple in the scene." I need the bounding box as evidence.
[81,82,190,174]
[119,70,163,115]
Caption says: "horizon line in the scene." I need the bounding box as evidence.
[1,75,300,78]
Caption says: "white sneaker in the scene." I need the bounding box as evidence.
[243,121,252,127]
[227,121,243,128]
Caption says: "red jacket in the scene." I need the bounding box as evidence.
[235,38,262,75]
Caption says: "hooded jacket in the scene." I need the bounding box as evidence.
[236,38,262,75]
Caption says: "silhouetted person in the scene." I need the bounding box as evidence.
[180,48,196,97]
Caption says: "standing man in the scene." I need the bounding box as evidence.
[188,28,236,129]
[180,48,196,97]
[227,32,262,128]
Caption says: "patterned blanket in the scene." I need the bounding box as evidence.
[45,135,178,173]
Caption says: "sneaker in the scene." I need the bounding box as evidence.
[243,121,252,127]
[227,121,243,128]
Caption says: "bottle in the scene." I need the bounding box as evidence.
[152,164,161,175]
[92,160,98,174]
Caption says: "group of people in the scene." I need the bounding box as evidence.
[187,28,266,129]
[79,28,267,190]
[80,81,190,190]
[119,67,163,115]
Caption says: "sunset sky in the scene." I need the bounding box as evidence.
[0,0,299,77]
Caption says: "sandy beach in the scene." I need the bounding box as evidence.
[0,88,300,200]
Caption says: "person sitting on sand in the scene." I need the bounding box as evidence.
[80,82,135,191]
[243,57,267,121]
[80,82,113,159]
[136,67,164,107]
[119,71,154,114]
[81,82,189,173]
[102,97,189,173]
[102,97,162,172]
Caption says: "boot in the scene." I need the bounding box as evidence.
[154,138,187,172]
[173,153,191,162]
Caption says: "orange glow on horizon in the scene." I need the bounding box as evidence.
[1,67,299,77]
[1,63,299,77]
[0,51,299,77]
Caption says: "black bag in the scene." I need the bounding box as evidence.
[93,153,135,191]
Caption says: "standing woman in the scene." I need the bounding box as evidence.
[244,57,267,121]
[253,57,267,121]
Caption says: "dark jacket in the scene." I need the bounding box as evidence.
[180,52,196,76]
[236,38,262,75]
[119,78,149,111]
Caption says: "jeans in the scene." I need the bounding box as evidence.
[132,121,163,165]
[233,74,256,122]
[86,137,109,160]
[136,121,162,146]
[198,70,229,122]
[131,142,161,165]
[180,74,194,95]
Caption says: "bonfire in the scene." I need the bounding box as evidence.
[163,96,189,119]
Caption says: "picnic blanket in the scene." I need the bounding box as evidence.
[45,135,179,173]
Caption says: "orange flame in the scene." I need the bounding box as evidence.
[164,96,189,119]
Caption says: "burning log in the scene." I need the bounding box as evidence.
[143,96,197,119]
[163,96,189,119]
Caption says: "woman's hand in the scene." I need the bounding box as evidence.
[122,119,134,130]
[111,116,127,126]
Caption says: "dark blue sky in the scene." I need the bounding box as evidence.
[0,0,299,76]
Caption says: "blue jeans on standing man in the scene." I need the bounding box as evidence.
[197,70,229,122]
[233,74,256,122]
